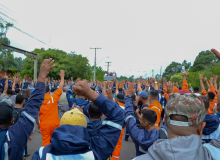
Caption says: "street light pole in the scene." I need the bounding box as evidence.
[90,47,101,81]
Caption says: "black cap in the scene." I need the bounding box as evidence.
[45,86,50,93]
[117,93,125,103]
[15,88,21,94]
[0,102,13,125]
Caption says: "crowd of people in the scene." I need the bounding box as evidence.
[1,49,220,160]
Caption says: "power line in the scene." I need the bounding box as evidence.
[0,11,19,24]
[0,16,54,48]
[0,4,15,14]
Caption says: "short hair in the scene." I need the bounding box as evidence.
[7,89,13,95]
[16,95,25,104]
[119,88,123,92]
[15,88,21,94]
[199,96,209,111]
[193,87,199,93]
[208,92,215,100]
[131,94,136,101]
[160,91,164,94]
[141,109,157,126]
[149,90,158,100]
[23,89,31,96]
[90,86,95,91]
[112,88,115,94]
[88,102,102,119]
[63,87,68,92]
[179,87,182,90]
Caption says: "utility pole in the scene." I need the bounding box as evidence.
[90,47,101,81]
[152,69,154,78]
[160,66,162,79]
[105,62,112,73]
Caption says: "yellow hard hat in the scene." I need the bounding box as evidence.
[60,108,87,127]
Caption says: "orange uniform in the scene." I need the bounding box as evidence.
[201,90,208,96]
[39,88,62,146]
[147,101,162,129]
[210,85,218,104]
[182,80,189,91]
[111,102,125,160]
[163,86,179,102]
[208,101,215,115]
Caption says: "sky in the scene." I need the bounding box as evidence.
[1,0,220,78]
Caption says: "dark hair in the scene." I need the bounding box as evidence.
[112,88,115,94]
[208,92,215,100]
[23,89,31,96]
[149,90,158,100]
[15,88,21,94]
[16,95,25,104]
[90,86,95,91]
[160,91,164,94]
[119,88,123,92]
[199,96,209,111]
[7,89,13,95]
[179,87,182,90]
[131,94,136,101]
[88,102,102,119]
[193,87,199,93]
[141,109,157,125]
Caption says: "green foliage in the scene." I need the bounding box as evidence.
[116,75,128,81]
[162,61,182,80]
[14,57,23,71]
[191,50,218,72]
[170,73,183,85]
[0,49,17,71]
[91,66,106,81]
[22,48,93,80]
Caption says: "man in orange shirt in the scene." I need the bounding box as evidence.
[145,90,162,129]
[111,93,125,160]
[39,70,65,146]
[207,92,215,115]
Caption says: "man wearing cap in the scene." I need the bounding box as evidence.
[133,79,220,160]
[0,58,55,160]
[125,83,159,156]
[138,91,150,109]
[39,70,64,147]
[111,93,125,160]
[33,80,125,160]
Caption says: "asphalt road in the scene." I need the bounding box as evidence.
[26,125,136,160]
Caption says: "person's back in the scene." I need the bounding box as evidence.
[58,87,69,119]
[200,95,220,143]
[39,70,64,147]
[133,93,220,160]
[32,80,125,160]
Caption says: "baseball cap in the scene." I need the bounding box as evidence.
[60,108,87,127]
[0,102,13,125]
[165,93,206,127]
[31,90,35,94]
[117,93,125,103]
[8,80,11,84]
[138,91,148,98]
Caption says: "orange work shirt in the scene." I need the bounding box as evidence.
[182,80,189,91]
[147,101,162,129]
[208,101,215,115]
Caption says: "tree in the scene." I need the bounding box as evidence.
[22,48,93,80]
[162,62,182,80]
[182,60,191,71]
[170,73,183,86]
[116,75,128,81]
[91,66,106,81]
[191,50,218,72]
[14,57,23,71]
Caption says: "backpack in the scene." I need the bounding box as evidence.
[0,130,7,160]
[73,99,89,110]
[13,108,24,124]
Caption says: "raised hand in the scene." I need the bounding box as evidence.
[107,87,113,101]
[39,58,55,79]
[59,69,65,79]
[127,82,135,96]
[204,77,207,82]
[199,75,203,81]
[211,49,220,60]
[167,81,174,95]
[72,80,99,101]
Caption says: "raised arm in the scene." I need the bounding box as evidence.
[58,70,65,90]
[204,77,210,90]
[72,80,125,160]
[181,72,189,91]
[3,73,8,94]
[11,76,17,91]
[102,81,107,96]
[200,75,205,91]
[138,77,142,92]
[214,75,218,90]
[8,59,55,160]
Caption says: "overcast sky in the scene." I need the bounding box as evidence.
[1,0,220,78]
